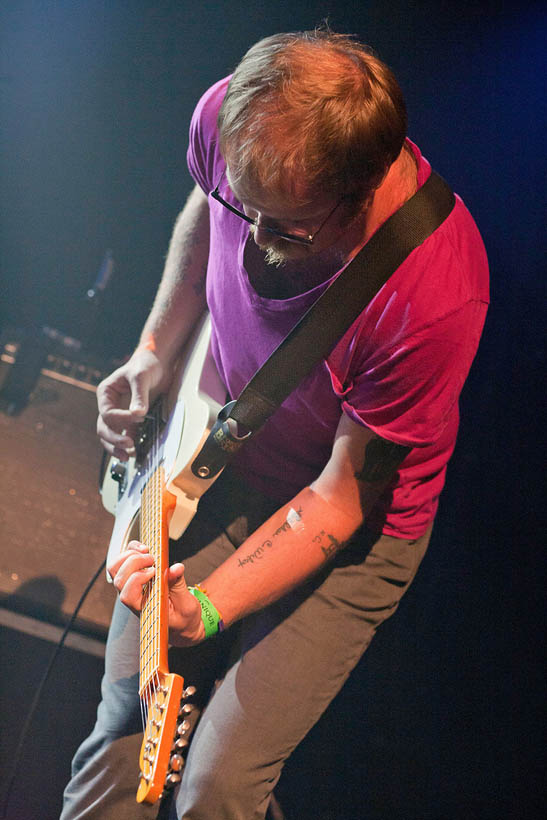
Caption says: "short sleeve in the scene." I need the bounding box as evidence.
[329,300,488,447]
[187,75,231,193]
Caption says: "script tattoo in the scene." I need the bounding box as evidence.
[237,507,303,569]
[356,438,411,484]
[237,540,272,568]
[236,507,345,569]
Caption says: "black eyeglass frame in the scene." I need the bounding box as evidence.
[211,173,343,246]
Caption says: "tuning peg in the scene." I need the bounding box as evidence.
[179,702,193,716]
[169,754,185,772]
[174,737,189,751]
[166,773,182,788]
[177,719,191,735]
[182,685,197,698]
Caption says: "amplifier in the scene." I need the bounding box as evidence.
[0,342,117,644]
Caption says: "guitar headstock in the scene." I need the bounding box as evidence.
[136,673,197,804]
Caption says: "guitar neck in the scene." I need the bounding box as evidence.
[139,464,176,695]
[136,462,188,805]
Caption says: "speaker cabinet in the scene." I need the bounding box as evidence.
[0,355,116,639]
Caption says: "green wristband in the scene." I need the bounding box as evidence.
[188,586,225,638]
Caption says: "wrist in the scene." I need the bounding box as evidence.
[136,332,157,353]
[133,334,176,376]
[193,610,207,643]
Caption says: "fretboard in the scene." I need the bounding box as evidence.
[139,464,170,695]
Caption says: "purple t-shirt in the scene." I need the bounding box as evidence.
[187,76,489,539]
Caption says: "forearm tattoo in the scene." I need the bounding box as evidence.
[237,506,304,569]
[237,504,344,570]
[355,437,411,484]
[314,532,342,561]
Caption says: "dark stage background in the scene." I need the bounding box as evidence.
[0,2,545,819]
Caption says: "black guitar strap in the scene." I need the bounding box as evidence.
[192,171,455,480]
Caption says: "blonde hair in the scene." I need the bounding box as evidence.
[218,30,407,207]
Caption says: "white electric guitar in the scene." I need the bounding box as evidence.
[101,312,228,803]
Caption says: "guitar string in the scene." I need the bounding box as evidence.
[140,459,150,733]
[143,410,153,730]
[146,410,158,721]
[155,433,161,708]
[141,406,156,730]
[139,499,147,736]
[140,401,171,773]
[151,406,161,728]
[145,452,154,764]
[154,405,160,704]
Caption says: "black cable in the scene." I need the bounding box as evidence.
[1,557,107,820]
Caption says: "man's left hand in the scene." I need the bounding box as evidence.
[108,541,205,645]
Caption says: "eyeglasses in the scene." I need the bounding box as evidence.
[211,171,343,246]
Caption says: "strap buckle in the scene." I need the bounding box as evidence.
[191,400,252,480]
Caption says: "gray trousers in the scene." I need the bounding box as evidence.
[60,468,431,820]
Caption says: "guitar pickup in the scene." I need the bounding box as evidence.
[135,400,166,468]
[110,460,127,501]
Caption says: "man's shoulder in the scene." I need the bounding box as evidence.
[187,76,231,193]
[192,75,232,131]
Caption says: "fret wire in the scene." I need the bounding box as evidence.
[152,414,157,673]
[154,428,159,671]
[139,403,167,691]
[157,411,161,668]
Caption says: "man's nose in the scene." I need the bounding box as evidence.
[253,218,273,243]
[251,213,276,244]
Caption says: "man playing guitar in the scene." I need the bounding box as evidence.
[61,29,488,820]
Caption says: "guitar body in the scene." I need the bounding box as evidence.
[100,312,228,803]
[101,312,227,570]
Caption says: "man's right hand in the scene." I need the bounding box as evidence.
[96,348,166,460]
[96,184,210,460]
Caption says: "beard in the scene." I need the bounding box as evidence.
[249,225,308,267]
[263,246,290,268]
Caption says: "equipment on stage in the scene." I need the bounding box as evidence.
[0,250,115,415]
[101,313,228,802]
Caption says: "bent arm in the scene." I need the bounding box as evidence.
[96,184,210,456]
[110,413,410,642]
[197,414,410,629]
[139,183,210,370]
